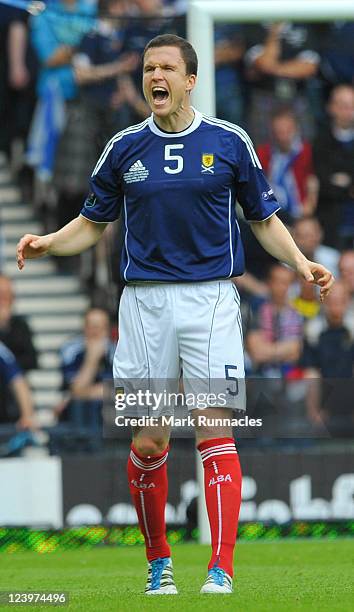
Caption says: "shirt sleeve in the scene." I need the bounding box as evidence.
[0,345,21,385]
[80,144,123,223]
[235,135,281,222]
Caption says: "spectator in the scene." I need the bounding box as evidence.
[27,0,96,181]
[59,308,114,432]
[313,84,354,249]
[214,24,245,126]
[338,250,354,329]
[320,23,354,90]
[302,281,354,435]
[245,22,320,143]
[121,0,183,123]
[246,264,303,377]
[53,0,138,233]
[0,274,37,371]
[0,4,37,164]
[0,341,35,430]
[257,109,318,224]
[339,250,354,297]
[292,217,340,277]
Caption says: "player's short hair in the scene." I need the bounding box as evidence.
[143,34,198,76]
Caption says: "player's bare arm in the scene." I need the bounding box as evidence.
[250,214,335,301]
[16,215,107,270]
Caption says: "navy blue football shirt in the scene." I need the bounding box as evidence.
[80,109,280,282]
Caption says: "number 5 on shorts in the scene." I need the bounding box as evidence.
[225,365,239,397]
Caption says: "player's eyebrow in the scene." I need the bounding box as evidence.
[143,62,179,71]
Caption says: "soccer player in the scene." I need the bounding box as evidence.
[17,34,334,595]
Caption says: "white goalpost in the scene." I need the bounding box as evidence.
[188,0,354,117]
[187,0,354,544]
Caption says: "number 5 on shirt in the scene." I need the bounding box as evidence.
[164,144,184,174]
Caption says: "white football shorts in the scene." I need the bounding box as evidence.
[113,280,245,416]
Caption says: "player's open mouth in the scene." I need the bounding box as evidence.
[152,87,169,105]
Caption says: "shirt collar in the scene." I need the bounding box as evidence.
[148,108,202,138]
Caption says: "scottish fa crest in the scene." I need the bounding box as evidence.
[201,153,214,174]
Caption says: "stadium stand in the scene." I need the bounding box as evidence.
[0,151,89,423]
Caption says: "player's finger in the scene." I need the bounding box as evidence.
[17,234,35,252]
[298,264,314,282]
[313,269,333,286]
[29,239,42,249]
[16,239,27,269]
[319,277,335,301]
[316,276,329,286]
[304,271,314,282]
[16,234,38,269]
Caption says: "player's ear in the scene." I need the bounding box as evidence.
[186,74,196,93]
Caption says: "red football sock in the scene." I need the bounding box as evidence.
[127,444,170,562]
[197,437,242,577]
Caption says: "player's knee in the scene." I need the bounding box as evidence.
[195,425,233,444]
[133,436,168,457]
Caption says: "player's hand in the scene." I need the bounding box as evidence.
[16,233,53,270]
[296,259,334,302]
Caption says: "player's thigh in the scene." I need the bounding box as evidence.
[113,285,180,417]
[180,281,245,409]
[113,284,180,380]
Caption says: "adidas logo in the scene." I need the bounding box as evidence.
[124,159,149,183]
[129,160,145,171]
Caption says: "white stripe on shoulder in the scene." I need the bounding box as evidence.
[92,118,150,176]
[202,115,262,169]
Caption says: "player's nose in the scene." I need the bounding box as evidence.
[151,66,164,79]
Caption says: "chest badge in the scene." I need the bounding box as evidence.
[201,153,214,174]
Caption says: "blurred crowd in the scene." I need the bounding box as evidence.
[0,0,354,451]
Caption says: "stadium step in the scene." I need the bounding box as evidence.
[0,186,21,203]
[28,369,62,389]
[0,169,12,185]
[13,277,81,296]
[28,315,83,333]
[38,352,61,370]
[3,222,42,239]
[15,296,88,314]
[0,205,33,221]
[34,333,77,352]
[4,259,56,276]
[33,389,63,409]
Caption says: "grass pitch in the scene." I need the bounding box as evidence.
[1,540,354,611]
